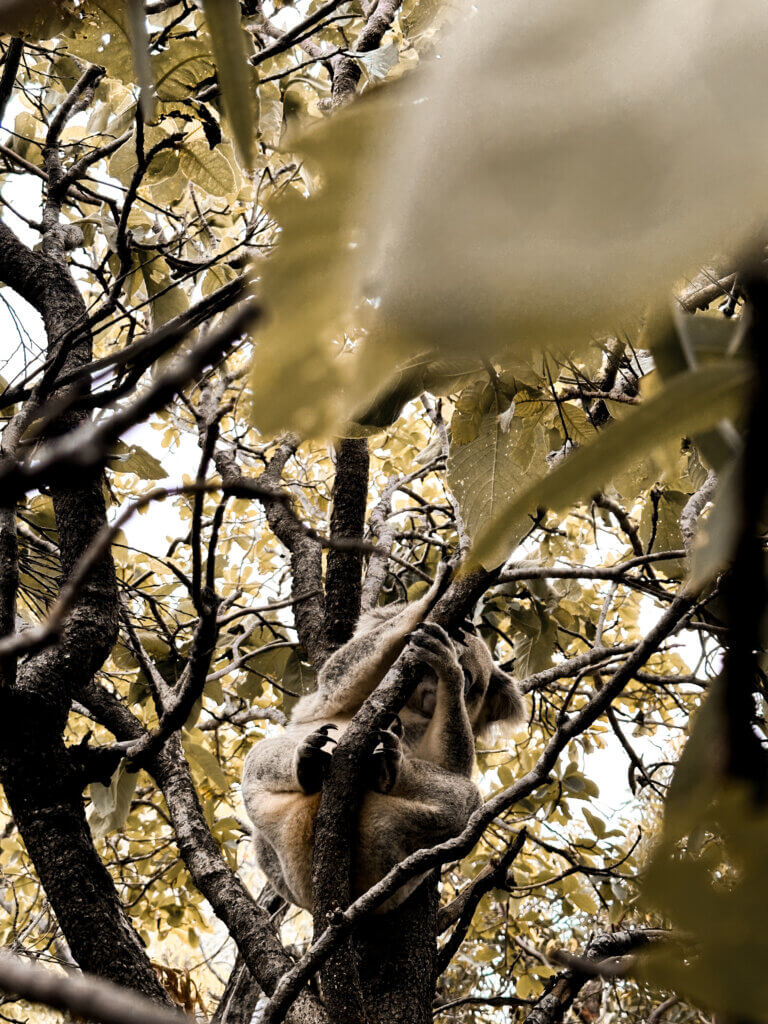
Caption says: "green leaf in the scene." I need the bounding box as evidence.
[583,807,607,838]
[282,650,316,715]
[447,392,547,567]
[71,1,134,83]
[183,739,229,793]
[201,0,256,169]
[471,362,749,568]
[638,488,688,578]
[353,357,480,431]
[153,40,216,103]
[179,139,236,197]
[570,890,599,915]
[644,307,742,471]
[355,42,399,83]
[108,440,167,480]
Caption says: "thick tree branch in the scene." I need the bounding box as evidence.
[323,436,369,648]
[0,299,260,501]
[0,215,170,1001]
[0,38,23,127]
[524,930,669,1024]
[436,828,527,975]
[331,0,404,106]
[216,438,329,666]
[76,682,329,1024]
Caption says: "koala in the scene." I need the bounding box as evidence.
[241,581,523,913]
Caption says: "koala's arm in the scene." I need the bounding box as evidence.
[242,734,300,796]
[314,574,444,716]
[410,624,476,776]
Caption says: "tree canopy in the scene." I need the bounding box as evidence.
[0,3,766,1024]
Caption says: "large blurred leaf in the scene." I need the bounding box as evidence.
[250,0,768,440]
[126,0,155,120]
[249,92,388,437]
[201,0,255,169]
[643,307,743,471]
[470,361,749,568]
[370,0,768,353]
[640,769,768,1019]
[0,0,72,36]
[353,355,481,431]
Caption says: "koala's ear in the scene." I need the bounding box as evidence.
[483,665,524,726]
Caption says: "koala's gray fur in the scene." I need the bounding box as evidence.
[241,578,523,912]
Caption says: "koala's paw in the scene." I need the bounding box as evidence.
[367,715,403,795]
[409,622,463,686]
[296,724,338,794]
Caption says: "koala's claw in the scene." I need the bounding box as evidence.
[414,622,449,642]
[448,619,474,645]
[296,723,337,794]
[367,718,403,794]
[387,713,404,738]
[409,623,463,683]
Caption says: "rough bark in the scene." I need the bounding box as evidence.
[356,883,438,1024]
[252,440,329,667]
[331,0,404,107]
[324,437,369,649]
[719,268,768,794]
[0,220,171,1003]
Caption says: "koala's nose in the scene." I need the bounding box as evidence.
[448,621,472,646]
[462,667,473,696]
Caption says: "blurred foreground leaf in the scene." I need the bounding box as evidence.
[250,0,768,439]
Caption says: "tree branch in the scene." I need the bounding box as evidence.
[323,437,369,648]
[0,952,184,1024]
[524,930,669,1024]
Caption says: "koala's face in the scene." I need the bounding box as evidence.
[403,629,522,737]
[459,633,522,734]
[456,634,508,732]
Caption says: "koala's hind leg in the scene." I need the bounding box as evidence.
[246,787,321,912]
[354,763,481,910]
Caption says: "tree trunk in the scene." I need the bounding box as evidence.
[357,882,438,1024]
[0,222,172,1004]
